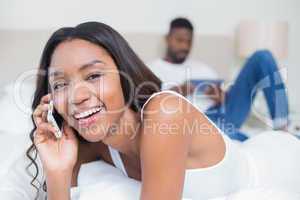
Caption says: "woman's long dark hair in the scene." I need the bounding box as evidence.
[26,21,161,198]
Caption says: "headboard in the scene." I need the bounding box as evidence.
[0,30,237,85]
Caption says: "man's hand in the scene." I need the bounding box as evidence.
[204,85,225,105]
[169,81,196,96]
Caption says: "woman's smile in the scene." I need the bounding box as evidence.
[73,105,106,128]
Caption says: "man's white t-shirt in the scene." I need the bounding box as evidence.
[148,58,219,89]
[148,58,219,111]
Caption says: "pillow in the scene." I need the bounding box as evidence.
[78,165,300,200]
[79,179,192,200]
[75,160,192,200]
[0,82,35,135]
[0,133,30,179]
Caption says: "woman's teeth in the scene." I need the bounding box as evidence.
[74,107,102,119]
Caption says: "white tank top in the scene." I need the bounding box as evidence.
[108,90,251,199]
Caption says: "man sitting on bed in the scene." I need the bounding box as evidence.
[148,17,289,141]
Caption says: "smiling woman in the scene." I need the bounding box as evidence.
[27,22,163,199]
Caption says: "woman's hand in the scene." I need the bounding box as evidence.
[33,94,78,174]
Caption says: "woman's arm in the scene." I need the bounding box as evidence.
[140,93,192,200]
[35,123,78,200]
[32,94,78,200]
[45,170,73,200]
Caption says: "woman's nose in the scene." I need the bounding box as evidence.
[69,82,92,105]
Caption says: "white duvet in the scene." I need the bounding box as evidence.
[77,160,300,200]
[1,132,300,199]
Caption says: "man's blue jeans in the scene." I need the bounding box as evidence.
[205,50,289,141]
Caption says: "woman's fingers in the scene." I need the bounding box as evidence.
[34,122,58,144]
[62,123,76,140]
[41,108,48,122]
[32,93,52,126]
[33,103,49,126]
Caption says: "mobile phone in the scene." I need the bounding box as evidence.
[47,100,63,139]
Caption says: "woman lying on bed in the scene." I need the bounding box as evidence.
[1,22,299,200]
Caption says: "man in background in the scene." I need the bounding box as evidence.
[149,18,218,97]
[148,17,289,141]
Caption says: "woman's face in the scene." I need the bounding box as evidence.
[48,39,126,142]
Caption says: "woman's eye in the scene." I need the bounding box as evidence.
[86,73,102,81]
[53,82,67,91]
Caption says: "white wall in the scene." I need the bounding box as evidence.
[0,0,298,34]
[0,0,299,111]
